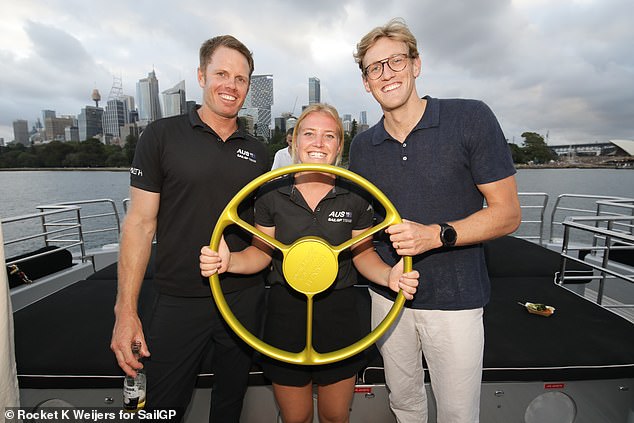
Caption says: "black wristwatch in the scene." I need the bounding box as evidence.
[439,223,457,247]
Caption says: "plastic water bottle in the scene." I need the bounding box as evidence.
[123,341,146,411]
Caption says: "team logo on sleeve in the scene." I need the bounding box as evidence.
[130,167,143,176]
[236,148,257,163]
[328,210,353,223]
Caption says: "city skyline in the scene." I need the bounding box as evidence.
[1,1,633,146]
[7,71,368,145]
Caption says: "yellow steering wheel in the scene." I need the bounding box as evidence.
[209,163,411,365]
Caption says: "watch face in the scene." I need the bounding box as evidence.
[442,224,457,245]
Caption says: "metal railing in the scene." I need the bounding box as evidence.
[3,199,122,266]
[515,192,549,243]
[558,215,634,312]
[547,194,630,244]
[3,206,84,266]
[37,199,121,250]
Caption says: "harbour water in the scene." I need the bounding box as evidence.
[0,168,633,255]
[1,168,632,218]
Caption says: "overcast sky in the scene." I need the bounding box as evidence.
[1,0,632,146]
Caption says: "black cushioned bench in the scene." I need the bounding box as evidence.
[13,236,634,390]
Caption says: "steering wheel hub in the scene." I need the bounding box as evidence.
[283,237,339,296]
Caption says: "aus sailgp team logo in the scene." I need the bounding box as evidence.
[328,210,353,223]
[236,148,257,163]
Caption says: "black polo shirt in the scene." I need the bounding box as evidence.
[130,105,269,296]
[255,176,374,290]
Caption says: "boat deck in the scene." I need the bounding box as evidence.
[13,236,634,390]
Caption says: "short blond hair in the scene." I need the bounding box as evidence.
[353,18,419,75]
[291,103,345,166]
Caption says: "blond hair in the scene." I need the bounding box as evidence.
[353,18,419,75]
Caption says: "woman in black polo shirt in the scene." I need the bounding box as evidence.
[200,103,418,423]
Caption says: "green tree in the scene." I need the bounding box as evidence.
[77,138,106,167]
[16,151,40,167]
[521,132,558,164]
[124,134,138,164]
[341,119,358,166]
[36,141,76,167]
[105,151,129,167]
[509,143,527,164]
[0,144,26,168]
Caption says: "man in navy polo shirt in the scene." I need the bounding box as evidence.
[111,35,268,422]
[350,19,521,422]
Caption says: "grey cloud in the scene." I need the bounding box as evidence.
[1,0,632,145]
[25,20,95,73]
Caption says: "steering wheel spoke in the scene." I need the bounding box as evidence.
[332,212,401,254]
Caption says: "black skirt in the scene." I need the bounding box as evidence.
[261,284,370,386]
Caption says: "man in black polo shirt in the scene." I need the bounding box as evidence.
[111,35,268,422]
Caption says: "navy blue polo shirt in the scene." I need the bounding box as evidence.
[349,96,516,310]
[255,176,374,290]
[131,105,269,296]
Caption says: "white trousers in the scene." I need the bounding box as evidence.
[371,291,484,423]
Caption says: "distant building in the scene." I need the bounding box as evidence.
[240,74,273,138]
[65,126,80,142]
[102,99,129,139]
[342,114,352,134]
[359,111,367,125]
[238,114,256,136]
[274,117,287,133]
[286,117,297,131]
[309,77,320,105]
[609,139,634,156]
[41,110,55,130]
[45,115,75,141]
[120,95,137,123]
[12,120,29,145]
[162,80,187,117]
[136,70,162,122]
[120,121,144,145]
[78,106,104,141]
[550,142,631,157]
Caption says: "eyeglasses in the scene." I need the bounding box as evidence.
[364,54,410,80]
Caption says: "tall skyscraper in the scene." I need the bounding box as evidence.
[65,126,80,142]
[78,106,104,141]
[309,77,320,105]
[162,80,187,117]
[102,99,128,139]
[41,110,56,139]
[342,114,352,133]
[359,111,367,125]
[240,74,273,138]
[12,120,29,145]
[136,70,162,122]
[120,95,137,123]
